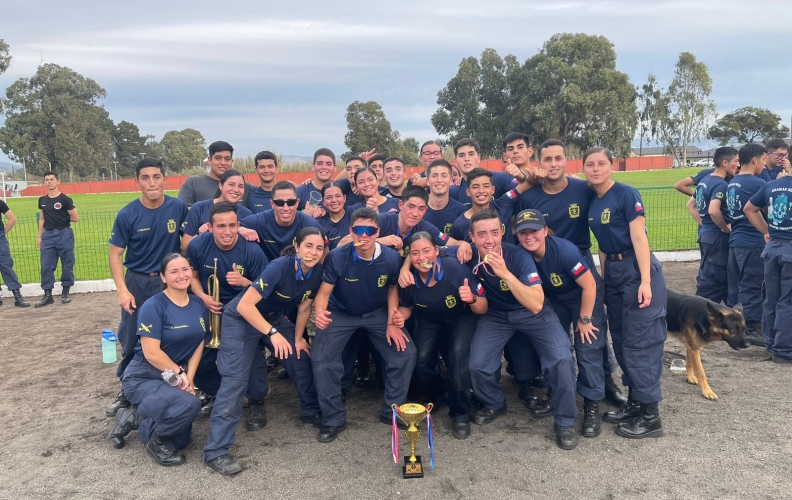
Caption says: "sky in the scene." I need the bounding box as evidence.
[1,0,790,165]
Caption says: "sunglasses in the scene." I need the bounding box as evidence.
[351,225,378,237]
[272,199,298,207]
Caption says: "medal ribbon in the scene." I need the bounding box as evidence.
[391,406,400,464]
[427,411,435,469]
[294,256,314,281]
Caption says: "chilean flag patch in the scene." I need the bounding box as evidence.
[528,272,540,283]
[506,189,517,199]
[635,202,643,212]
[572,263,585,275]
[475,283,485,296]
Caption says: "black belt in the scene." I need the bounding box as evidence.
[128,270,160,277]
[606,249,635,261]
[45,227,70,232]
[771,238,792,244]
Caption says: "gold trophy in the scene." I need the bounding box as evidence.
[391,403,434,479]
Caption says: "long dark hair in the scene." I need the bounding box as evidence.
[407,231,447,258]
[280,227,327,257]
[159,252,188,290]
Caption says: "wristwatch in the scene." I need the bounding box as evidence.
[267,327,279,337]
[579,316,592,325]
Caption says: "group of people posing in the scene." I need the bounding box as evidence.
[674,138,792,364]
[104,134,669,476]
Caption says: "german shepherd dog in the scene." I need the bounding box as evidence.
[666,289,750,400]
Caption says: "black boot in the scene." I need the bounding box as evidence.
[518,382,539,409]
[745,322,764,347]
[603,393,641,424]
[615,402,663,439]
[145,434,186,466]
[554,423,580,450]
[107,408,141,449]
[530,387,554,419]
[199,396,215,418]
[61,286,72,304]
[604,374,628,406]
[34,290,54,308]
[13,289,30,308]
[106,390,131,417]
[581,398,601,438]
[246,400,267,431]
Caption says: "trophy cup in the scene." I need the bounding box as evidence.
[391,403,434,479]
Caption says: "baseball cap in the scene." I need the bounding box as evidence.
[515,209,547,232]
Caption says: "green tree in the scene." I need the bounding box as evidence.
[0,63,114,181]
[0,37,10,76]
[343,100,398,160]
[431,55,486,153]
[636,74,662,156]
[393,136,420,166]
[708,106,790,146]
[652,52,717,166]
[112,120,149,178]
[160,128,206,173]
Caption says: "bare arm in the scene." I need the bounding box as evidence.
[37,210,45,248]
[686,196,702,226]
[181,233,194,254]
[708,199,730,233]
[110,244,136,314]
[3,209,16,234]
[744,201,769,241]
[675,176,695,196]
[140,337,186,373]
[629,216,653,308]
[68,207,79,223]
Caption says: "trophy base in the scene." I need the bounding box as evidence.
[402,456,424,479]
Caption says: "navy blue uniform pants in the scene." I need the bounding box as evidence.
[122,357,201,449]
[549,285,607,401]
[40,227,75,290]
[204,314,311,462]
[312,308,416,427]
[413,311,478,423]
[0,229,21,291]
[696,231,729,304]
[604,253,667,404]
[582,249,618,375]
[727,246,764,324]
[761,241,792,359]
[117,272,162,378]
[469,306,578,427]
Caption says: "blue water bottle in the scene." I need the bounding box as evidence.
[102,330,118,364]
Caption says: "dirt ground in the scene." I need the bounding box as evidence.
[1,261,790,500]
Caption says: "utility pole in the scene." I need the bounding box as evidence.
[113,160,118,180]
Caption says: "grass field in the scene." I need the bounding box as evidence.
[1,170,700,285]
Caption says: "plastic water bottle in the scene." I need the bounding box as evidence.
[101,330,118,364]
[669,359,686,373]
[161,369,182,387]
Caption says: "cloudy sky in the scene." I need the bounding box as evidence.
[1,0,790,164]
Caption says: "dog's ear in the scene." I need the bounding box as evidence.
[706,302,723,321]
[733,303,744,314]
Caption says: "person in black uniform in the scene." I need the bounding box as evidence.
[186,202,269,418]
[119,253,206,466]
[311,208,417,443]
[515,209,608,438]
[35,171,79,307]
[106,158,188,417]
[204,227,326,474]
[0,199,30,307]
[398,231,488,439]
[584,147,668,439]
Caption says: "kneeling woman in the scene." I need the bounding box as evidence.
[120,253,206,466]
[583,147,667,439]
[203,227,326,475]
[514,209,607,438]
[398,232,488,440]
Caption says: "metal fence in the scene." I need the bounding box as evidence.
[1,188,698,285]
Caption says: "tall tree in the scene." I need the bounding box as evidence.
[431,56,483,152]
[343,100,399,160]
[393,136,420,166]
[0,63,114,181]
[708,106,790,146]
[160,128,206,173]
[652,52,717,166]
[112,120,148,178]
[636,74,662,156]
[0,37,10,76]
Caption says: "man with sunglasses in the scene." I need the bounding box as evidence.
[240,181,322,261]
[760,139,790,182]
[311,208,416,442]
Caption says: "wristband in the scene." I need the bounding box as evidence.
[177,366,185,376]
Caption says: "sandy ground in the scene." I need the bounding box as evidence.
[1,261,790,500]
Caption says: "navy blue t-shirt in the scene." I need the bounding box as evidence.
[186,233,269,304]
[533,236,590,297]
[399,255,485,316]
[323,243,402,316]
[248,187,273,214]
[450,172,519,206]
[450,189,520,243]
[181,199,253,236]
[296,183,324,211]
[460,243,541,314]
[347,197,401,214]
[760,166,784,183]
[378,211,449,257]
[109,196,188,274]
[226,256,323,319]
[691,168,715,185]
[515,177,594,251]
[423,198,467,236]
[749,177,792,241]
[588,182,645,255]
[317,211,352,250]
[334,178,364,207]
[695,174,730,234]
[240,211,322,261]
[134,292,207,363]
[727,174,766,248]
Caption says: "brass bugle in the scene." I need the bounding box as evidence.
[206,258,221,348]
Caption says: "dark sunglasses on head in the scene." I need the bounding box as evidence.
[273,199,298,207]
[351,225,378,237]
